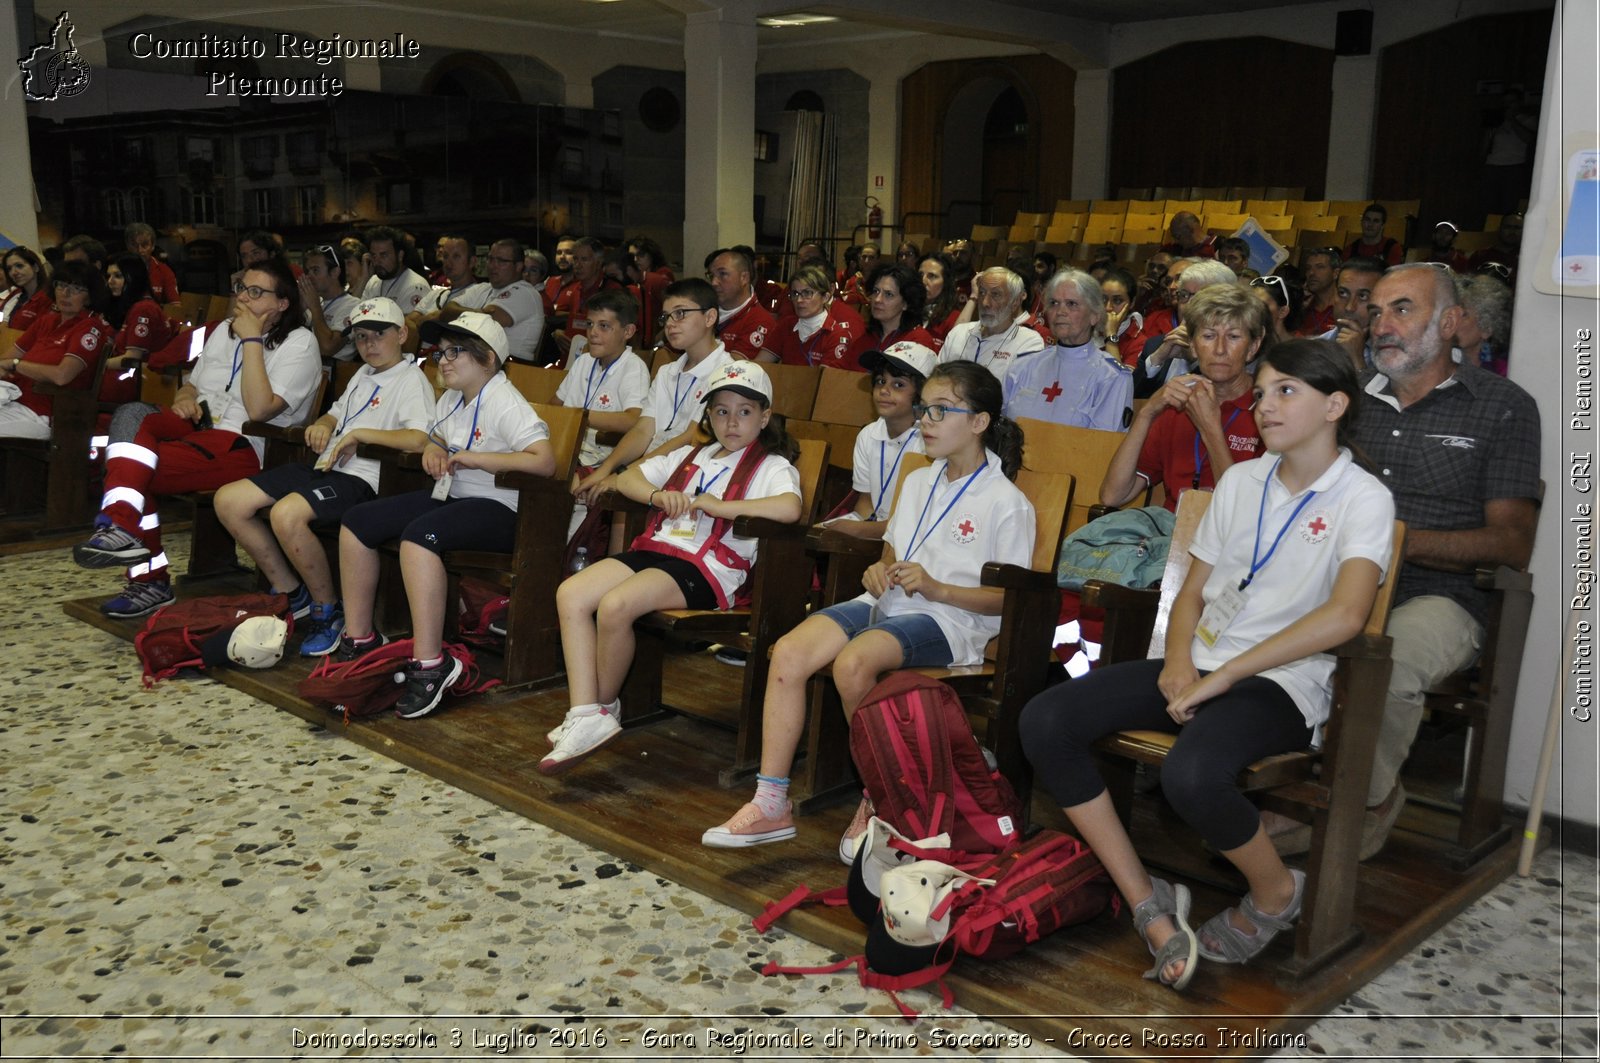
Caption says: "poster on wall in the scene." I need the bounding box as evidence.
[1533,135,1600,299]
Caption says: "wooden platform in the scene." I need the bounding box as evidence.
[64,591,1523,1060]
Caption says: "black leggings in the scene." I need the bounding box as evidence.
[1019,657,1313,851]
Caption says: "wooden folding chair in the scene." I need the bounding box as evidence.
[0,325,105,532]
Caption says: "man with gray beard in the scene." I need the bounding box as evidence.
[1272,263,1540,862]
[936,267,1045,380]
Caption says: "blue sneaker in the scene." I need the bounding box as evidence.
[74,523,151,569]
[100,579,174,620]
[298,602,345,656]
[281,584,313,621]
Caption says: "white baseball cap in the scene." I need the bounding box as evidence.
[344,297,405,333]
[226,616,288,669]
[420,311,509,365]
[704,359,773,406]
[859,340,937,380]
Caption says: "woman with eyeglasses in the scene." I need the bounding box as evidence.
[770,263,862,369]
[99,254,178,406]
[1249,273,1303,349]
[72,257,323,621]
[702,360,1033,851]
[845,263,935,371]
[1,246,53,333]
[0,258,110,440]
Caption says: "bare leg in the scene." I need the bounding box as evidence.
[400,541,449,661]
[214,480,296,590]
[1214,826,1299,934]
[830,629,905,714]
[1062,790,1187,983]
[338,526,382,639]
[555,559,639,707]
[593,569,687,703]
[269,494,337,603]
[758,613,854,778]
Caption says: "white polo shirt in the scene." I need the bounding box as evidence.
[642,344,734,450]
[1188,449,1395,737]
[857,452,1036,666]
[849,418,924,521]
[555,347,652,468]
[320,358,436,490]
[428,374,550,511]
[363,269,432,314]
[1002,341,1133,430]
[486,280,545,363]
[637,442,802,604]
[416,281,492,316]
[938,314,1046,381]
[188,323,323,461]
[321,291,359,362]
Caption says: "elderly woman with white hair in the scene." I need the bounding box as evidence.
[1452,271,1513,376]
[1001,268,1132,429]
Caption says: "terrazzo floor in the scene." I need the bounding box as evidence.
[0,539,1594,1061]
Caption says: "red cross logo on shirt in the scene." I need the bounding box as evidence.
[1041,381,1063,403]
[368,394,381,408]
[1308,516,1327,535]
[472,428,483,443]
[1300,510,1332,545]
[951,512,979,545]
[958,519,974,536]
[597,393,612,408]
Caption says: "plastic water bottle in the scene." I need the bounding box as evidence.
[571,547,589,574]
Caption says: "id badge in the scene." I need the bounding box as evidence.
[313,440,336,472]
[431,471,453,501]
[1195,585,1247,647]
[665,512,698,539]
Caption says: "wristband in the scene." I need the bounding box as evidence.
[240,337,264,344]
[650,489,662,506]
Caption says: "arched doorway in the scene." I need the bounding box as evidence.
[938,74,1037,239]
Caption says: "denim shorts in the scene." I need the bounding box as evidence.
[813,599,954,668]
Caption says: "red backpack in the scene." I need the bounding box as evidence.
[297,639,498,722]
[849,672,1023,855]
[134,592,290,686]
[756,828,1112,1019]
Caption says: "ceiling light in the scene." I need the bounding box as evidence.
[758,13,839,28]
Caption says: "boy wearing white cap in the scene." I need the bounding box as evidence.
[331,311,556,718]
[215,297,436,656]
[823,340,931,540]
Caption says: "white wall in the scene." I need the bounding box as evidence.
[1506,0,1599,830]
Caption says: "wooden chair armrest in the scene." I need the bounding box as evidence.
[807,525,887,558]
[356,442,424,469]
[731,516,807,540]
[494,469,571,495]
[242,421,305,444]
[1476,565,1531,592]
[980,561,1055,591]
[1080,580,1159,611]
[1085,503,1118,522]
[595,430,624,448]
[1328,632,1392,661]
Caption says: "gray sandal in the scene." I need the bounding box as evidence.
[1196,868,1306,964]
[1131,877,1198,991]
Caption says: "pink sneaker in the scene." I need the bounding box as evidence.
[701,801,796,848]
[838,794,874,865]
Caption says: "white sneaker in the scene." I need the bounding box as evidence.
[538,707,621,775]
[548,698,618,746]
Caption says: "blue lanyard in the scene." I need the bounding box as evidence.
[431,379,492,453]
[903,460,987,563]
[1192,405,1246,490]
[873,428,918,520]
[225,340,244,392]
[335,384,381,436]
[694,463,728,497]
[582,355,617,410]
[667,368,699,429]
[1241,458,1316,591]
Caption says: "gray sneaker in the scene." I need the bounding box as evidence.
[100,580,174,620]
[74,524,151,569]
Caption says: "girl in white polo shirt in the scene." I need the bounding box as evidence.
[333,312,555,720]
[543,361,804,775]
[1019,338,1394,992]
[702,361,1035,851]
[821,339,931,539]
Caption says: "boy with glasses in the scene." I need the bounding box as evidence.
[573,278,732,510]
[212,298,435,654]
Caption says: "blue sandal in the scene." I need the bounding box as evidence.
[1131,877,1199,991]
[1196,868,1306,964]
